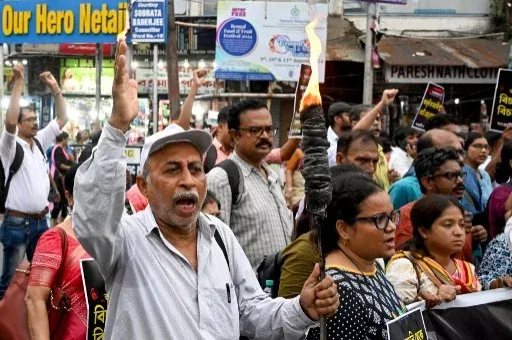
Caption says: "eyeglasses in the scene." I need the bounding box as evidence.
[456,149,466,158]
[239,126,279,138]
[470,144,489,151]
[351,210,401,230]
[21,117,37,124]
[431,171,467,182]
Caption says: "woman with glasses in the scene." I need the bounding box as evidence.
[463,132,492,213]
[386,194,481,307]
[306,170,404,340]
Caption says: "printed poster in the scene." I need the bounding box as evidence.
[411,83,445,131]
[386,308,427,340]
[80,259,108,340]
[289,64,312,138]
[489,69,512,132]
[215,1,327,82]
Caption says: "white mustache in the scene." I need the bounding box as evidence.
[173,191,199,203]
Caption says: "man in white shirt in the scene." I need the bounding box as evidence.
[0,65,68,299]
[389,126,418,177]
[326,102,352,166]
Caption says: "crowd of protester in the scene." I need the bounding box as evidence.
[1,38,512,339]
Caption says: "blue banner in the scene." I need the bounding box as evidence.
[0,0,128,43]
[129,0,167,43]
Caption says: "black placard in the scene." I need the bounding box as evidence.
[80,259,108,340]
[387,308,427,340]
[489,69,512,132]
[411,83,445,131]
[288,64,312,138]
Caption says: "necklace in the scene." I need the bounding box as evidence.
[337,245,406,318]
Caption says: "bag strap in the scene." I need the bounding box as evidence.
[215,159,244,205]
[33,138,45,158]
[53,227,69,289]
[214,229,230,272]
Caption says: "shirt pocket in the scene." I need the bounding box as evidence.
[211,282,239,338]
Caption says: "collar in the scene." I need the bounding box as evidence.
[16,136,32,149]
[231,151,277,181]
[141,205,216,240]
[327,127,338,142]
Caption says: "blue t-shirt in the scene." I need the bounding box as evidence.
[388,175,422,210]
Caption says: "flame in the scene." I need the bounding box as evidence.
[299,17,323,112]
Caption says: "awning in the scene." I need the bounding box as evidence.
[326,17,364,63]
[377,36,509,84]
[377,36,509,68]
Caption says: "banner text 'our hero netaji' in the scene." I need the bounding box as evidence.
[0,0,128,44]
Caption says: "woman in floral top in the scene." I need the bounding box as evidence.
[478,232,512,290]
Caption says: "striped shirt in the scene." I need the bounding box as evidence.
[73,124,314,339]
[207,152,293,269]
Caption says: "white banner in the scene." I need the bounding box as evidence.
[215,1,327,82]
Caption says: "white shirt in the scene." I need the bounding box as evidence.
[388,147,413,177]
[0,120,60,213]
[327,126,339,167]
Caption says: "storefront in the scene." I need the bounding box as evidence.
[376,36,509,128]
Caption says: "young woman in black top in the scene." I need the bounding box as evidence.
[307,172,404,340]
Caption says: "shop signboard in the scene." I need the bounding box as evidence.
[489,69,512,132]
[60,60,114,95]
[0,0,128,43]
[129,0,167,43]
[385,65,499,84]
[59,44,114,56]
[215,1,327,82]
[135,68,225,95]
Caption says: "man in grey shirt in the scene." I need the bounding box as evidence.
[74,38,339,339]
[207,100,293,269]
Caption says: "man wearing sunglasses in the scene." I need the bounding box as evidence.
[395,147,485,262]
[207,99,293,269]
[0,65,68,299]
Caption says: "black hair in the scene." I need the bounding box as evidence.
[56,132,69,143]
[227,99,268,131]
[64,164,80,197]
[380,136,392,154]
[301,164,368,242]
[486,131,502,150]
[349,104,374,123]
[202,190,221,210]
[496,140,512,184]
[321,173,383,254]
[392,126,417,147]
[336,129,378,154]
[424,114,458,131]
[414,147,461,194]
[218,106,230,124]
[90,130,102,146]
[18,106,35,123]
[327,102,351,127]
[409,194,464,255]
[464,132,486,151]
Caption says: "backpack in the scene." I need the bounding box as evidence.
[214,159,244,205]
[256,251,282,298]
[0,138,44,213]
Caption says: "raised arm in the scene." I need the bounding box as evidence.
[5,65,24,134]
[279,138,301,162]
[353,89,398,131]
[73,38,139,278]
[177,69,207,130]
[40,72,68,129]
